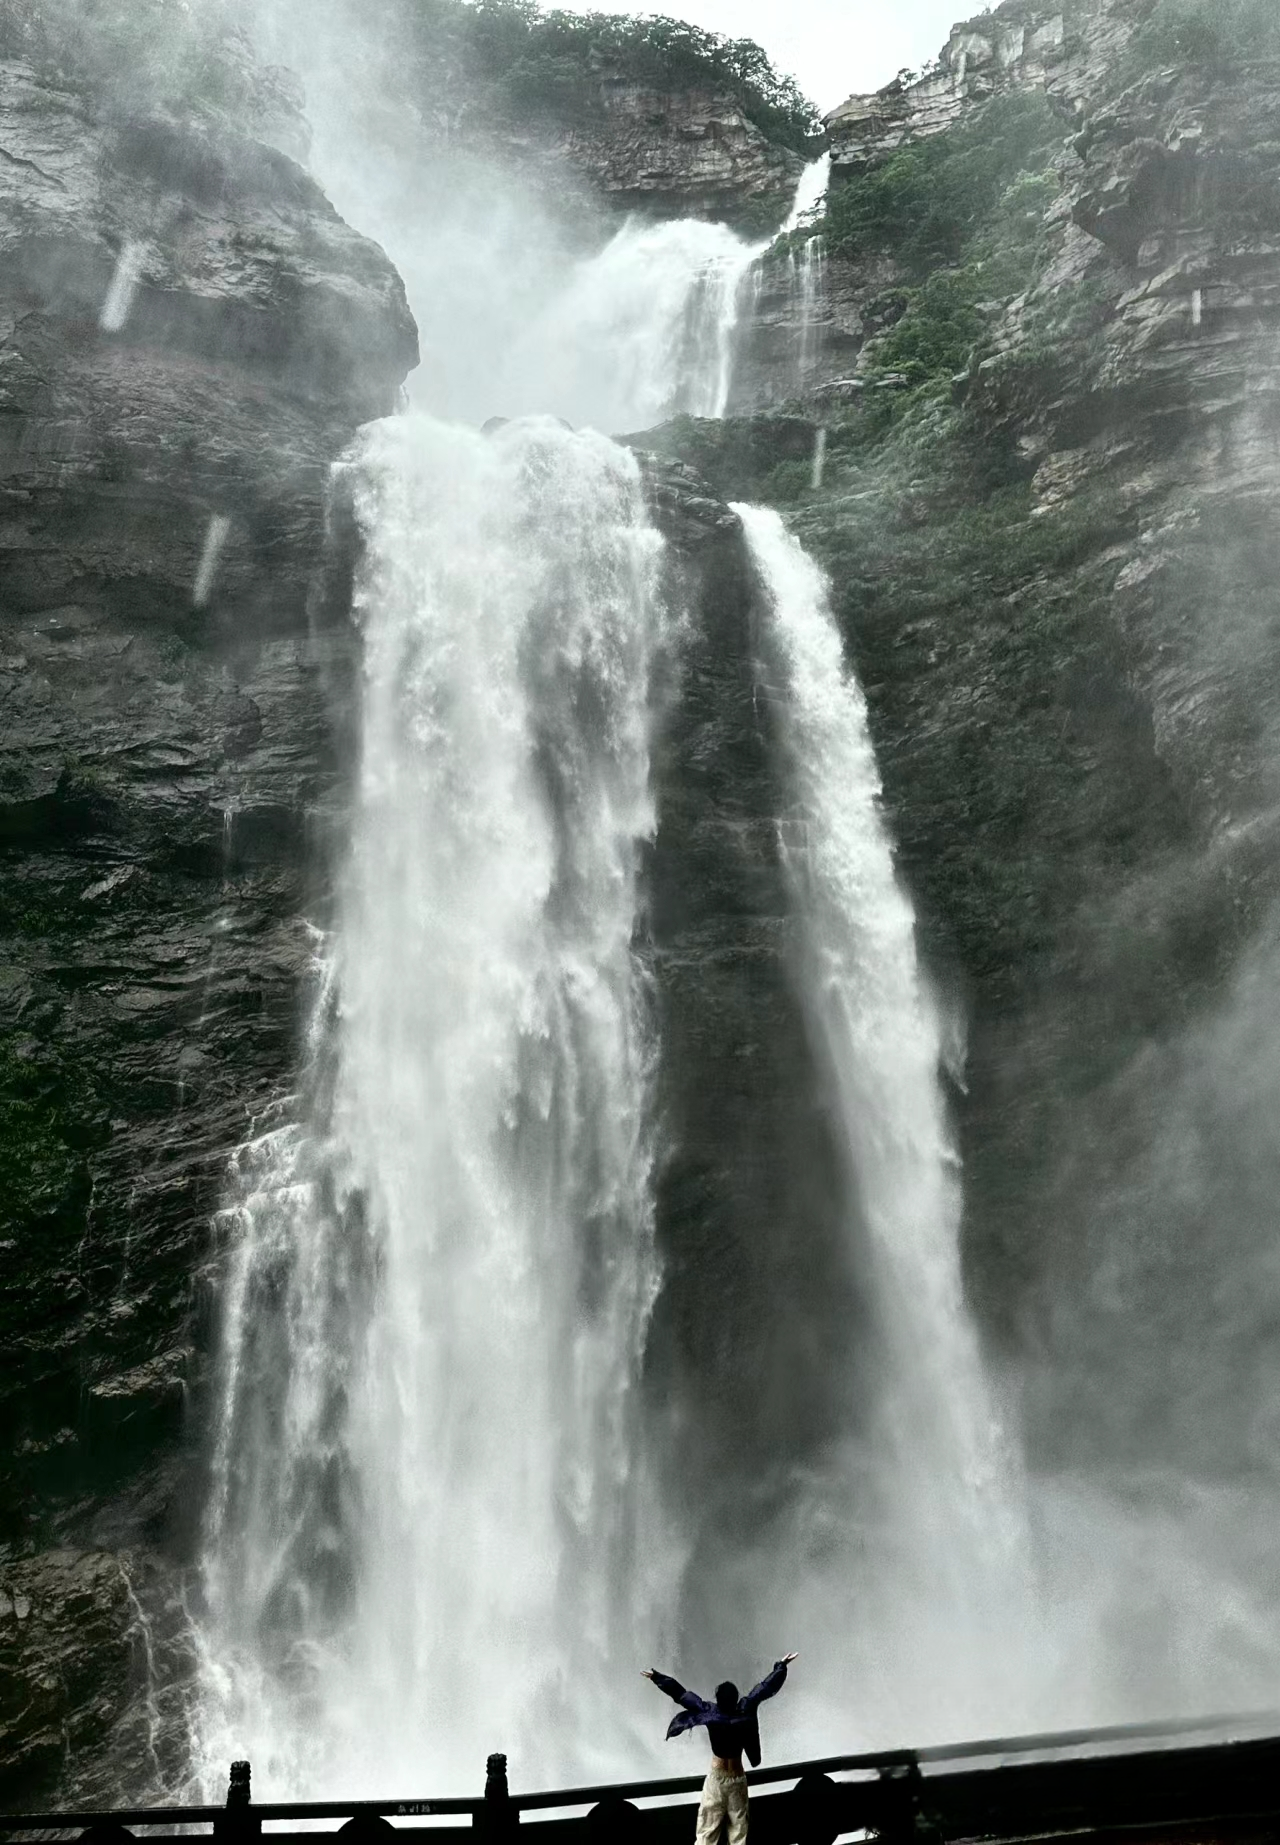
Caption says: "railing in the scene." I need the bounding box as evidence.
[4,1714,1280,1845]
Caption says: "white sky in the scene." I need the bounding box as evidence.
[650,0,975,113]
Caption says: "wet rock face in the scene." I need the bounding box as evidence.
[0,1551,134,1809]
[0,49,415,1805]
[975,56,1280,857]
[826,0,1145,183]
[727,0,1280,1482]
[967,55,1280,1448]
[634,460,864,1575]
[729,244,886,413]
[526,77,804,226]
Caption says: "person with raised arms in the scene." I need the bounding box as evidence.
[643,1651,798,1843]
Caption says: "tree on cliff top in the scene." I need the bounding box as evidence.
[0,0,296,127]
[406,0,822,153]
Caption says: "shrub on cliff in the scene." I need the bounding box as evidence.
[405,0,822,153]
[1133,0,1280,65]
[821,97,1060,400]
[823,92,1060,274]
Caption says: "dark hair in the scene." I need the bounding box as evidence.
[715,1680,740,1712]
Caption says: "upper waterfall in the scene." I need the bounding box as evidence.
[502,154,830,430]
[780,152,830,236]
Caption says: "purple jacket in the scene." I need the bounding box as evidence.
[650,1661,789,1767]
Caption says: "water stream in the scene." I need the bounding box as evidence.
[736,507,1042,1745]
[194,418,674,1794]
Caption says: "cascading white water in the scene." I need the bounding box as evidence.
[514,219,760,430]
[193,416,676,1796]
[787,236,826,389]
[781,151,830,237]
[735,505,1045,1745]
[191,153,846,1804]
[193,135,1051,1796]
[499,156,831,431]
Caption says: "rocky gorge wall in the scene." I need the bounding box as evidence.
[0,22,419,1801]
[717,0,1280,1528]
[496,69,804,225]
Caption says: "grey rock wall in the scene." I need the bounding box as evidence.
[827,0,1145,183]
[521,75,804,225]
[0,51,416,1805]
[724,0,1280,1509]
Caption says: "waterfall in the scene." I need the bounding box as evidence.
[193,415,674,1796]
[189,137,1046,1796]
[770,154,830,404]
[735,505,1043,1745]
[496,155,831,431]
[518,218,760,430]
[788,235,826,390]
[780,154,829,393]
[781,152,830,237]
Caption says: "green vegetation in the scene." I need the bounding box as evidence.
[0,1036,103,1232]
[815,95,1063,399]
[823,93,1060,274]
[402,0,821,152]
[1131,0,1280,65]
[870,270,986,390]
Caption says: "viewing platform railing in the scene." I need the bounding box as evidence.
[4,1713,1280,1845]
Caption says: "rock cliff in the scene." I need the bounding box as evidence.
[0,25,417,1803]
[735,0,1152,410]
[827,0,1145,180]
[719,0,1280,1495]
[496,73,804,226]
[9,0,1280,1803]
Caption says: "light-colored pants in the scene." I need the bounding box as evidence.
[695,1763,749,1844]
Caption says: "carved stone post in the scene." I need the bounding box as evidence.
[482,1753,515,1838]
[214,1760,261,1844]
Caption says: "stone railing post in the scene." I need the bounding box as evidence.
[482,1752,515,1837]
[214,1761,261,1844]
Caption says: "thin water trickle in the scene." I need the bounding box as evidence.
[100,238,145,332]
[810,425,827,490]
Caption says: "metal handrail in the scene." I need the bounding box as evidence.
[3,1711,1278,1838]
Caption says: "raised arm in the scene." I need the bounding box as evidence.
[642,1668,709,1715]
[743,1651,798,1711]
